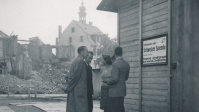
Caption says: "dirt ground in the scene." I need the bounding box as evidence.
[9,105,45,112]
[0,97,57,112]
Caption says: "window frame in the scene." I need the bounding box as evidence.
[71,27,75,33]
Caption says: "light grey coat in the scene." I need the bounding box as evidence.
[106,57,130,97]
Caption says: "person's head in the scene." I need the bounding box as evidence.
[85,51,93,64]
[101,54,112,66]
[114,47,123,57]
[77,46,88,59]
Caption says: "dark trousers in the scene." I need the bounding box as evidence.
[100,86,109,111]
[88,93,93,112]
[107,97,125,112]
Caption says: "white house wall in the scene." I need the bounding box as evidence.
[59,21,93,57]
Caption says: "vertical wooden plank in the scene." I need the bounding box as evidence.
[168,0,171,112]
[118,9,120,46]
[139,0,143,112]
[177,1,183,111]
[182,0,199,112]
[170,0,177,110]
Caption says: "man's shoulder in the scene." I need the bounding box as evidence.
[114,58,126,64]
[114,58,129,67]
[74,57,83,62]
[71,57,84,65]
[112,61,119,69]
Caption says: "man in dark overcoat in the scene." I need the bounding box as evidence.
[85,51,94,112]
[65,46,88,112]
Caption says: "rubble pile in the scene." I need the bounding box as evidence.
[0,64,69,94]
[0,74,29,94]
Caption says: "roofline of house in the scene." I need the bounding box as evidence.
[97,0,134,12]
[74,20,88,35]
[73,21,97,45]
[97,0,118,12]
[73,20,106,45]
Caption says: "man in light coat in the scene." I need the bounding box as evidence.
[104,47,130,112]
[65,46,88,112]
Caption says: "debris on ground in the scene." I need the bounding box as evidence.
[0,64,69,94]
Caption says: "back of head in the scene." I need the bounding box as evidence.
[102,54,112,65]
[77,46,86,54]
[114,47,123,56]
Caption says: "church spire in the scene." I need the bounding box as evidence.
[78,0,86,23]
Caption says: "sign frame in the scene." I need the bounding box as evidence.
[141,34,168,66]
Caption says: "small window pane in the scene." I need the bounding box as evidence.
[71,28,75,32]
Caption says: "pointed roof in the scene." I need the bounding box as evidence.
[73,20,103,36]
[97,0,132,12]
[0,30,8,38]
[73,20,104,46]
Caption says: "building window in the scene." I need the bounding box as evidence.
[80,36,83,42]
[69,37,72,43]
[71,27,75,33]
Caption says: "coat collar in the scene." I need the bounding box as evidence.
[116,57,123,60]
[77,55,83,59]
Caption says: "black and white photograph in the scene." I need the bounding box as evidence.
[0,0,198,112]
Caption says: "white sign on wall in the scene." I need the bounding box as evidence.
[142,34,167,66]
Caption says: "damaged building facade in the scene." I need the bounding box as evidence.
[0,30,31,78]
[0,31,55,79]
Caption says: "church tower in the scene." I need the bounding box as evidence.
[78,0,86,23]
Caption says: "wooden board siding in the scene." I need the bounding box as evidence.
[101,0,199,111]
[142,0,168,39]
[141,0,169,112]
[118,0,170,111]
[119,0,140,112]
[170,0,182,112]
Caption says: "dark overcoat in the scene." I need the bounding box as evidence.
[66,56,88,112]
[85,63,93,112]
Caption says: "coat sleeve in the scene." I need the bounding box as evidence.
[125,63,130,81]
[65,60,84,93]
[106,64,119,85]
[89,65,94,95]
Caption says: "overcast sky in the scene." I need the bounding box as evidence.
[0,0,117,45]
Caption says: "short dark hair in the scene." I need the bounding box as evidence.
[88,51,93,56]
[114,47,123,56]
[77,46,86,54]
[102,54,112,65]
